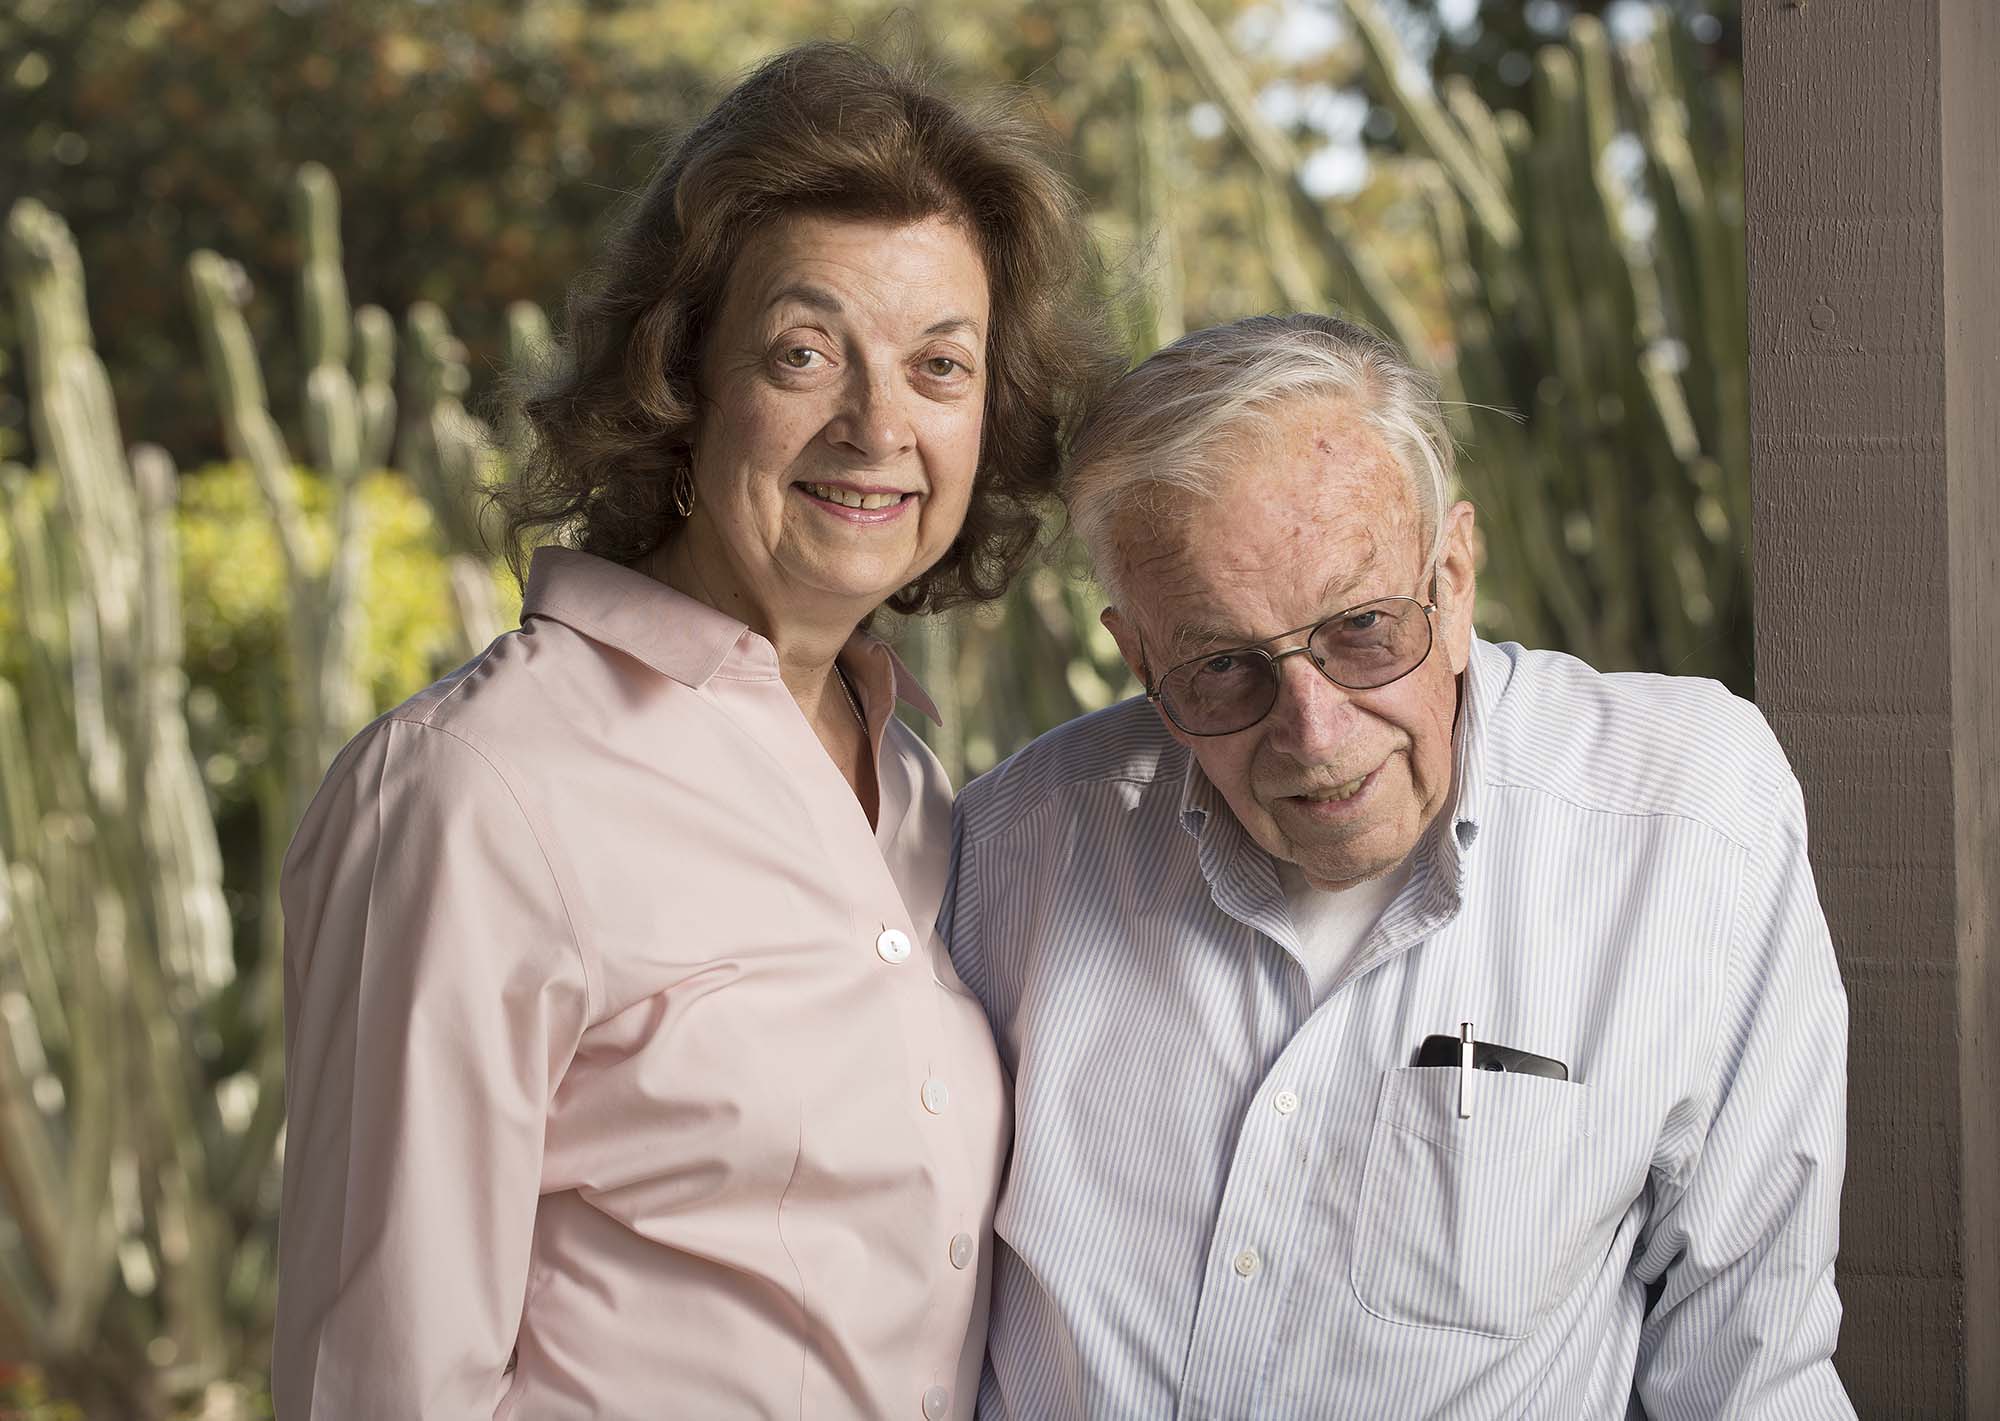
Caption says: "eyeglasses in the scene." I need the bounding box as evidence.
[1145,594,1438,737]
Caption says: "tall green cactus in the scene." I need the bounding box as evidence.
[2,201,244,1419]
[400,298,516,655]
[1146,0,1750,688]
[187,169,372,784]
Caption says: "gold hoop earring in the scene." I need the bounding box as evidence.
[671,465,695,518]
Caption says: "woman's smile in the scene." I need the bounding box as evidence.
[794,478,922,523]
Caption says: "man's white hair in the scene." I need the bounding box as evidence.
[1065,313,1459,605]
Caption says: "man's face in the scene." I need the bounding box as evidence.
[1102,396,1478,891]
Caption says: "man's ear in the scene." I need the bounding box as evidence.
[1435,500,1479,674]
[1100,606,1148,686]
[1104,605,1197,743]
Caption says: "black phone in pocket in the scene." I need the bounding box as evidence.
[1414,1033,1569,1081]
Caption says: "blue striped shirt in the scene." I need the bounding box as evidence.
[941,638,1854,1420]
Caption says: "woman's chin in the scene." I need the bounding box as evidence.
[781,558,923,613]
[771,539,948,613]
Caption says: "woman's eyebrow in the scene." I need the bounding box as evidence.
[763,289,980,341]
[765,283,843,315]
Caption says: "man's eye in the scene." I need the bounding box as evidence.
[1342,610,1382,633]
[1199,655,1242,676]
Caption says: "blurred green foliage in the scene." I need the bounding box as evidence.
[0,1362,263,1420]
[1,0,750,461]
[1402,0,1736,118]
[0,1362,87,1420]
[0,0,1349,466]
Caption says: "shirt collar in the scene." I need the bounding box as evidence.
[520,546,941,724]
[844,635,942,726]
[1176,738,1220,838]
[1173,744,1286,941]
[1444,634,1501,857]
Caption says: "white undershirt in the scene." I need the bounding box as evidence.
[1275,854,1414,1003]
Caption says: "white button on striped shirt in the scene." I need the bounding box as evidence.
[942,638,1856,1420]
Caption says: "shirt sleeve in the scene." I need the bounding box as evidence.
[938,803,989,1007]
[1630,742,1856,1419]
[272,717,590,1420]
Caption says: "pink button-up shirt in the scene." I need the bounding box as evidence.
[273,548,1009,1420]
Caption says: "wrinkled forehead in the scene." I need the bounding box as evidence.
[1125,523,1415,661]
[716,212,991,330]
[1111,409,1426,652]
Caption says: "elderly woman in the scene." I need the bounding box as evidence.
[271,43,1115,1420]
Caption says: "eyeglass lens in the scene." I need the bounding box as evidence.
[1157,598,1432,735]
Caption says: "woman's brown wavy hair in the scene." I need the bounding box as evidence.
[500,41,1123,615]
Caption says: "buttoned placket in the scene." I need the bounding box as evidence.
[732,653,981,1419]
[869,893,983,1421]
[1171,785,1474,1421]
[1174,952,1359,1421]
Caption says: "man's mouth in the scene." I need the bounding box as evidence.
[798,481,915,511]
[1292,774,1370,804]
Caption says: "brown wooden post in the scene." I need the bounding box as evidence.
[1744,2,1999,1413]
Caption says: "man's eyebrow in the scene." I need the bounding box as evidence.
[1163,548,1388,657]
[1317,545,1383,608]
[1167,618,1256,656]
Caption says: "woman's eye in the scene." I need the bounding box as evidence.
[778,346,825,370]
[923,355,967,378]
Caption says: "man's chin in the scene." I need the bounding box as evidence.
[1286,847,1406,892]
[1269,814,1417,890]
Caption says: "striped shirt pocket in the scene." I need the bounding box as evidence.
[1349,1065,1593,1339]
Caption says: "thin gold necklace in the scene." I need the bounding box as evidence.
[834,664,867,730]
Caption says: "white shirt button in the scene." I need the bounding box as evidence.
[1273,1089,1300,1116]
[949,1232,976,1269]
[1233,1247,1262,1278]
[876,928,912,964]
[922,1384,951,1419]
[921,1078,950,1114]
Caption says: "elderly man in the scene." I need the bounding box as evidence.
[941,313,1854,1419]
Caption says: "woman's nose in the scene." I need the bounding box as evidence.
[827,368,914,462]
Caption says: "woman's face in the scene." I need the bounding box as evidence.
[682,213,990,628]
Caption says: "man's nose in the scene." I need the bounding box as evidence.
[1262,650,1361,758]
[827,366,915,462]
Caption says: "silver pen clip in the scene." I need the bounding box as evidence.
[1458,1021,1475,1119]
